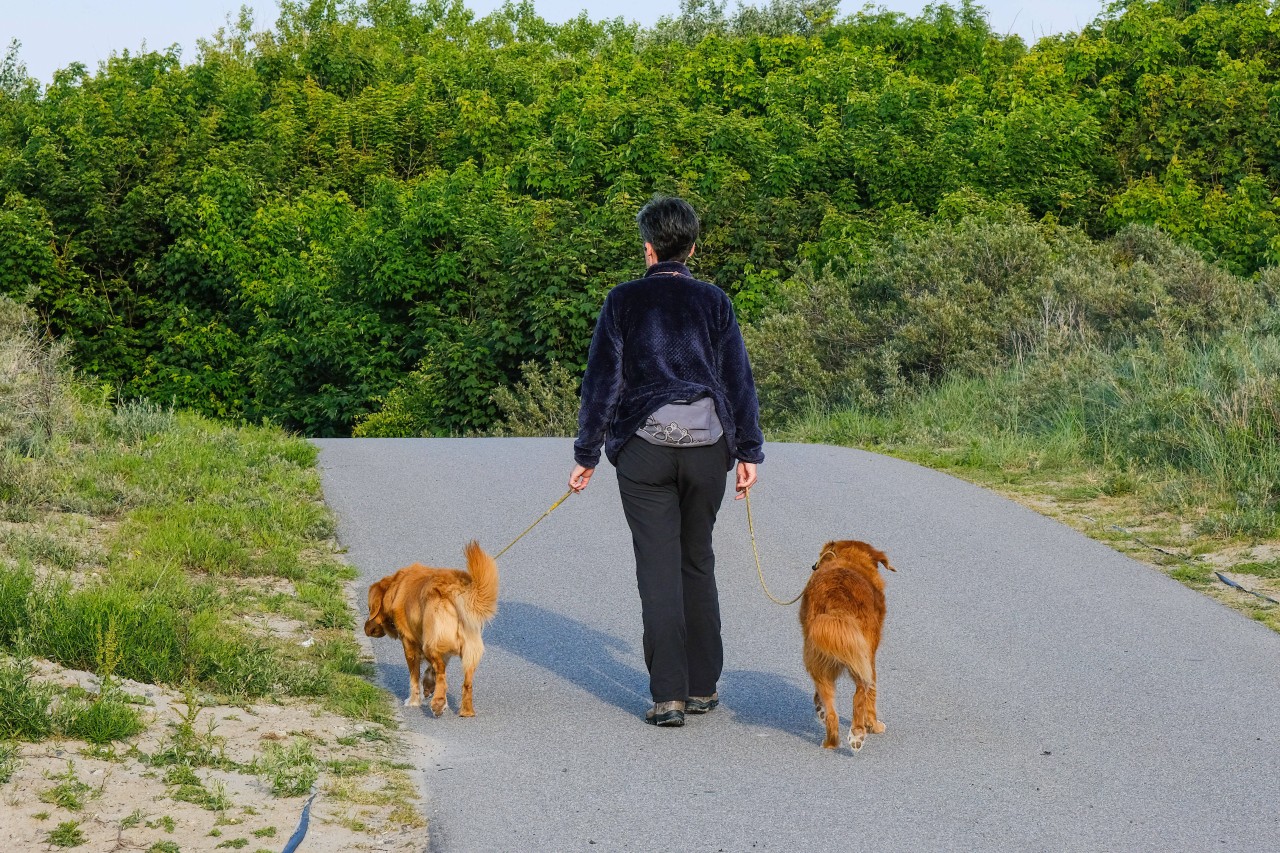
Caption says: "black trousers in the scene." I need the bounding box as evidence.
[616,436,730,703]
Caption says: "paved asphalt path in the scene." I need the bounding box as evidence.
[314,438,1280,852]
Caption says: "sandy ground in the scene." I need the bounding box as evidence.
[1,661,433,853]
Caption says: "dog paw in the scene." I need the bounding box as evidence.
[871,720,886,734]
[848,729,866,751]
[404,696,421,707]
[814,707,827,722]
[822,737,840,750]
[430,700,446,717]
[458,708,475,718]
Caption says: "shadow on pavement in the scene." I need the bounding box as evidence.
[486,600,651,712]
[721,668,822,742]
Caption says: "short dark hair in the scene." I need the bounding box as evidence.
[637,196,699,263]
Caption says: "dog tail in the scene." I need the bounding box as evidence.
[459,540,499,625]
[808,613,875,686]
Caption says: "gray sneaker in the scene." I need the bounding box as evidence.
[644,700,685,726]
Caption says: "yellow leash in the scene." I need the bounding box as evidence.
[744,489,804,606]
[494,488,575,558]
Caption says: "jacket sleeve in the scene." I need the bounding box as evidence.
[573,294,624,468]
[718,299,765,464]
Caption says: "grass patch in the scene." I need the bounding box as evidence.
[0,739,18,783]
[1232,560,1280,580]
[45,820,86,848]
[0,657,57,741]
[252,739,319,797]
[777,337,1280,632]
[147,815,177,832]
[58,692,147,744]
[1,299,375,714]
[147,689,230,770]
[38,762,94,812]
[165,764,233,811]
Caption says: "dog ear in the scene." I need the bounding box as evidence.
[367,579,387,621]
[857,542,896,573]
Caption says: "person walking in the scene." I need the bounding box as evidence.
[568,195,764,727]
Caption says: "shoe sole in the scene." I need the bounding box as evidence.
[685,699,718,714]
[645,712,685,727]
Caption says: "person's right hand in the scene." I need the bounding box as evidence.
[734,461,757,499]
[569,465,595,493]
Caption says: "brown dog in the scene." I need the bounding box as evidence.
[800,540,895,751]
[363,541,498,717]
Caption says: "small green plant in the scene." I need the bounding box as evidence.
[251,826,276,838]
[46,820,86,848]
[147,841,181,853]
[120,809,144,829]
[326,757,371,777]
[149,686,227,768]
[38,762,93,811]
[59,692,146,745]
[108,399,178,445]
[253,739,319,797]
[0,739,18,783]
[324,675,394,724]
[34,810,50,820]
[0,657,56,741]
[165,764,232,811]
[0,531,81,570]
[215,840,249,849]
[145,815,177,832]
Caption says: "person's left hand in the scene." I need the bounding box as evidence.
[734,461,757,499]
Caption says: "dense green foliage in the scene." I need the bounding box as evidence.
[755,210,1280,539]
[3,0,1280,435]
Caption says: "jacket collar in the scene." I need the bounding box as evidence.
[645,260,692,278]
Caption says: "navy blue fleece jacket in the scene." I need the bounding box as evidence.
[573,261,765,469]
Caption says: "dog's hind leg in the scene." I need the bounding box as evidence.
[399,637,424,707]
[849,671,885,750]
[422,662,437,703]
[426,651,448,717]
[865,662,886,735]
[458,638,484,717]
[806,654,841,749]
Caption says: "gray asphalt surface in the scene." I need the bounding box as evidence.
[314,438,1280,852]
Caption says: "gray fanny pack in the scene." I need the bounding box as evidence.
[637,397,724,447]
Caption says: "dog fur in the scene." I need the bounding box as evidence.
[800,539,895,751]
[363,541,498,717]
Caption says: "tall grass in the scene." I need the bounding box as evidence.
[752,213,1280,541]
[0,296,372,716]
[780,334,1280,537]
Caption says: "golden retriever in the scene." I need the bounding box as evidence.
[800,540,895,751]
[363,541,498,717]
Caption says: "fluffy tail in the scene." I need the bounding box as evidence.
[459,540,499,625]
[808,613,875,685]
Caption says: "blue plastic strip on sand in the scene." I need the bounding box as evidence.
[1214,572,1279,605]
[281,791,318,853]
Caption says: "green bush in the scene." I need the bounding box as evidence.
[0,739,17,783]
[745,210,1274,424]
[780,331,1280,538]
[253,740,319,797]
[0,657,57,741]
[489,361,581,437]
[5,1,1279,436]
[57,690,147,745]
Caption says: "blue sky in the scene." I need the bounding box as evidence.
[4,1,1112,84]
